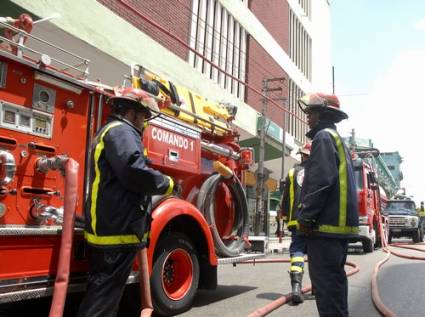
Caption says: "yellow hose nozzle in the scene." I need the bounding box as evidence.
[213,161,233,179]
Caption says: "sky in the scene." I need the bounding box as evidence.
[331,0,425,204]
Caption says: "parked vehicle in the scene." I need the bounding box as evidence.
[384,197,423,243]
[352,150,388,253]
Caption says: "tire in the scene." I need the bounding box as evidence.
[388,232,392,244]
[362,238,374,253]
[412,229,421,243]
[151,233,200,316]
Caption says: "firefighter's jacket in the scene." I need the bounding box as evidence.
[281,162,307,230]
[297,121,359,239]
[84,116,172,248]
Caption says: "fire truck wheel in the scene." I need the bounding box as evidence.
[151,233,200,316]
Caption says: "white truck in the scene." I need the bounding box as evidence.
[384,197,423,243]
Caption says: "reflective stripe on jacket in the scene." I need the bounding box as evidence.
[298,124,359,238]
[84,117,171,247]
[281,163,306,229]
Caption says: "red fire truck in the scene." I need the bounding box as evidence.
[0,15,258,316]
[352,149,388,253]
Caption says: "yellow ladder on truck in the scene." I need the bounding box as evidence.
[131,65,236,136]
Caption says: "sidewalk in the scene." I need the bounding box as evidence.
[267,234,291,255]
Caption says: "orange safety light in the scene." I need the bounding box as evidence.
[239,148,253,170]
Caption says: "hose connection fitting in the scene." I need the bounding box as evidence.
[0,150,16,185]
[36,155,69,175]
[30,197,64,224]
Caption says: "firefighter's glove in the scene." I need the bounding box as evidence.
[164,176,174,196]
[172,183,183,197]
[298,219,315,237]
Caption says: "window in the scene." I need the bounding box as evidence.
[189,0,248,100]
[289,9,312,80]
[298,0,311,20]
[288,79,307,143]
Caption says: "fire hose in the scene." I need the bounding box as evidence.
[34,157,80,317]
[197,172,250,257]
[244,259,359,317]
[371,220,425,317]
[244,214,425,317]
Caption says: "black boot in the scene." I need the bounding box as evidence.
[289,271,304,304]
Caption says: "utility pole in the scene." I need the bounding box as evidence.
[254,77,286,236]
[280,97,288,184]
[254,79,268,236]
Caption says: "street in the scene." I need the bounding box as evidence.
[178,238,425,317]
[1,238,424,317]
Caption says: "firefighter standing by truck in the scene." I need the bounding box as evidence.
[280,142,311,304]
[418,201,425,233]
[77,88,174,317]
[297,93,359,317]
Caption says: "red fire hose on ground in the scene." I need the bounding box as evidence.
[45,158,79,317]
[371,222,425,317]
[242,258,359,317]
[244,215,425,317]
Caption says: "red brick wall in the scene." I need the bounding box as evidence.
[245,0,290,129]
[248,0,289,54]
[97,0,192,61]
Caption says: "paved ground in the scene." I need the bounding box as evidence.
[180,237,425,317]
[1,238,424,317]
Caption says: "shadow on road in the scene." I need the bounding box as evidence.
[192,284,257,307]
[256,292,286,301]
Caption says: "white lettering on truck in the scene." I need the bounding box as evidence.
[152,127,194,151]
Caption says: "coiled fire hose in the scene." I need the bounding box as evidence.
[47,158,79,317]
[197,162,250,257]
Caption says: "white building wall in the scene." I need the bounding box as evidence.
[310,0,333,93]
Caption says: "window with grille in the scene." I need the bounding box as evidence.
[288,79,308,143]
[289,8,312,81]
[188,0,248,100]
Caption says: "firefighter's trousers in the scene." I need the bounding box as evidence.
[77,246,138,317]
[306,237,348,317]
[289,230,306,272]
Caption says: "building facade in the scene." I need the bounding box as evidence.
[3,0,333,235]
[381,152,404,188]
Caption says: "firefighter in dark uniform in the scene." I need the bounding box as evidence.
[77,87,174,317]
[281,142,311,304]
[297,92,359,317]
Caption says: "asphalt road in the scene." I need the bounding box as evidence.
[180,238,425,317]
[1,238,424,317]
